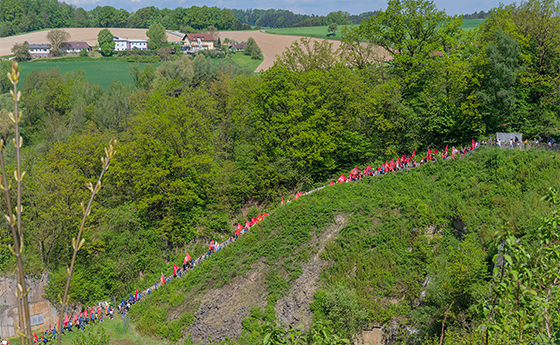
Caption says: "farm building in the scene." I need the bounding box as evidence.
[65,42,91,53]
[113,37,148,51]
[181,34,214,53]
[229,44,247,52]
[28,44,50,58]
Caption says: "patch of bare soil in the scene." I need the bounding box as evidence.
[218,31,390,72]
[275,214,347,328]
[187,260,268,344]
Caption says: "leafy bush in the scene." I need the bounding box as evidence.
[320,284,367,339]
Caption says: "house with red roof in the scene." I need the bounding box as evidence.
[181,33,215,53]
[65,42,92,54]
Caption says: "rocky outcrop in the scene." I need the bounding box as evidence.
[187,261,268,344]
[275,215,347,329]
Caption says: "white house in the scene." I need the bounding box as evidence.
[113,37,149,51]
[28,44,50,58]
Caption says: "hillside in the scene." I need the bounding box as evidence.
[129,147,560,344]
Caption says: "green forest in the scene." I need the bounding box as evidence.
[2,0,560,343]
[0,0,372,38]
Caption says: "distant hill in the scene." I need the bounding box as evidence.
[129,147,560,343]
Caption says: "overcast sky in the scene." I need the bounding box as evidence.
[74,0,517,17]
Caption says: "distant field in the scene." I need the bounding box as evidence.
[264,19,484,40]
[462,18,484,30]
[265,25,355,41]
[18,56,160,89]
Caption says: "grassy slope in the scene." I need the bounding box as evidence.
[265,19,484,41]
[130,147,560,342]
[18,56,161,89]
[228,51,263,71]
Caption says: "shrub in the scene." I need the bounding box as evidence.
[72,326,111,345]
[321,284,367,339]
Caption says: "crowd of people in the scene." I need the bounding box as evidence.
[141,213,271,299]
[127,139,483,305]
[21,305,115,344]
[1,139,486,345]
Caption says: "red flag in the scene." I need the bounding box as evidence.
[184,253,191,264]
[412,150,415,157]
[64,315,69,328]
[472,139,475,149]
[245,220,250,228]
[135,288,138,298]
[236,223,242,235]
[258,214,264,221]
[263,212,269,216]
[161,272,166,284]
[445,145,448,154]
[337,174,346,183]
[351,166,359,175]
[330,180,334,185]
[281,198,285,206]
[173,264,178,276]
[434,148,438,155]
[294,193,299,200]
[48,324,51,333]
[34,333,38,342]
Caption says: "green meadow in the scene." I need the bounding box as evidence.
[18,56,161,89]
[228,51,263,72]
[265,19,484,40]
[265,24,356,40]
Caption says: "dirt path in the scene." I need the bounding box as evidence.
[0,28,180,57]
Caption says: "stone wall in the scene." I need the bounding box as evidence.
[0,274,58,339]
